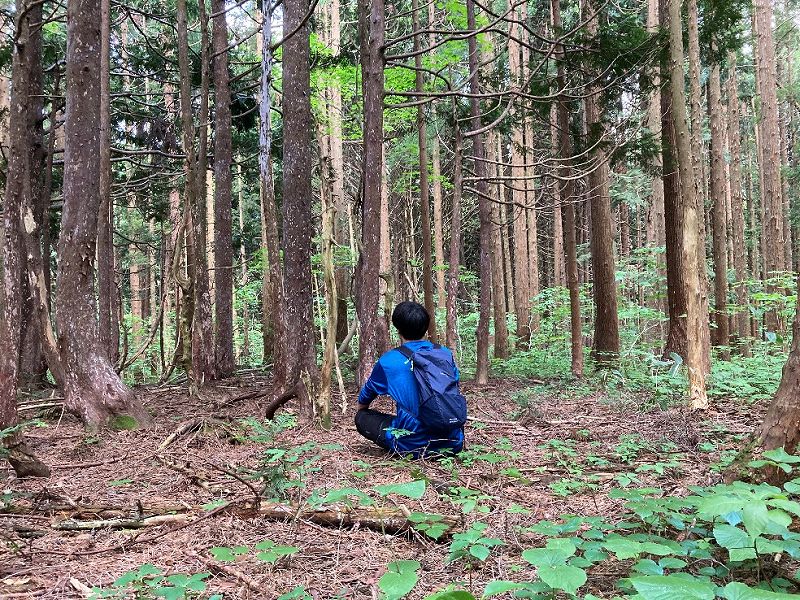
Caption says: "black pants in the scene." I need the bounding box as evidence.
[355,409,395,450]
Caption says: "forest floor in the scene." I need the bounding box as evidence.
[0,374,762,599]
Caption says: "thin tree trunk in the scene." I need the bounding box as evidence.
[446,125,463,351]
[667,0,708,409]
[412,0,436,341]
[583,0,620,366]
[488,129,508,359]
[754,0,786,332]
[728,52,752,355]
[356,0,390,383]
[552,0,583,377]
[97,0,115,364]
[191,0,216,386]
[212,0,235,377]
[19,2,47,387]
[509,1,530,348]
[259,0,282,365]
[551,104,565,289]
[709,62,730,357]
[432,137,446,312]
[466,0,492,384]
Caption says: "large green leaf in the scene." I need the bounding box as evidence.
[722,582,799,599]
[630,575,716,600]
[481,581,525,598]
[522,545,573,567]
[603,537,644,560]
[374,480,426,500]
[742,503,771,537]
[537,564,587,595]
[379,560,420,600]
[713,524,752,550]
[761,448,800,464]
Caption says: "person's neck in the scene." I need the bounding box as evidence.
[400,337,425,344]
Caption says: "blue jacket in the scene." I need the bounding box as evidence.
[357,340,465,456]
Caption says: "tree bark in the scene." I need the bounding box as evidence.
[666,0,708,409]
[583,0,620,366]
[0,0,50,477]
[432,137,447,312]
[550,103,565,289]
[53,0,150,428]
[412,0,437,341]
[356,0,390,383]
[276,0,319,403]
[508,2,531,348]
[212,0,235,378]
[552,0,583,377]
[709,62,729,356]
[191,0,217,386]
[754,0,786,332]
[97,0,115,364]
[446,126,463,351]
[726,53,749,350]
[466,0,492,384]
[259,0,282,365]
[760,276,800,454]
[489,129,509,359]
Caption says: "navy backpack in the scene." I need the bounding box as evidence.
[396,344,468,433]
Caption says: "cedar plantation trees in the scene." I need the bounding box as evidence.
[0,0,799,474]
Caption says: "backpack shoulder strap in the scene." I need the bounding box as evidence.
[396,345,414,360]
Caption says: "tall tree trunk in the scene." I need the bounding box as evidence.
[666,0,708,409]
[646,0,666,319]
[54,0,150,427]
[411,0,437,341]
[432,137,447,312]
[212,0,235,377]
[0,0,50,477]
[552,0,583,377]
[583,0,620,366]
[466,0,492,384]
[19,1,47,387]
[318,127,336,429]
[325,0,349,344]
[356,0,390,383]
[550,103,565,289]
[259,1,282,364]
[277,0,319,402]
[709,62,729,356]
[686,0,712,371]
[97,0,115,364]
[754,0,786,332]
[489,129,509,359]
[509,1,531,348]
[191,0,216,386]
[446,125,463,351]
[727,53,749,350]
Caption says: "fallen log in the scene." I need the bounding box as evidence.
[47,500,459,537]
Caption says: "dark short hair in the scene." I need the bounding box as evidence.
[392,301,430,340]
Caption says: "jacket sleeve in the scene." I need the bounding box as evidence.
[357,361,389,405]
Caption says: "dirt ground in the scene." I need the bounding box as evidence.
[0,374,761,599]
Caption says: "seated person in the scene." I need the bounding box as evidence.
[355,301,464,457]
